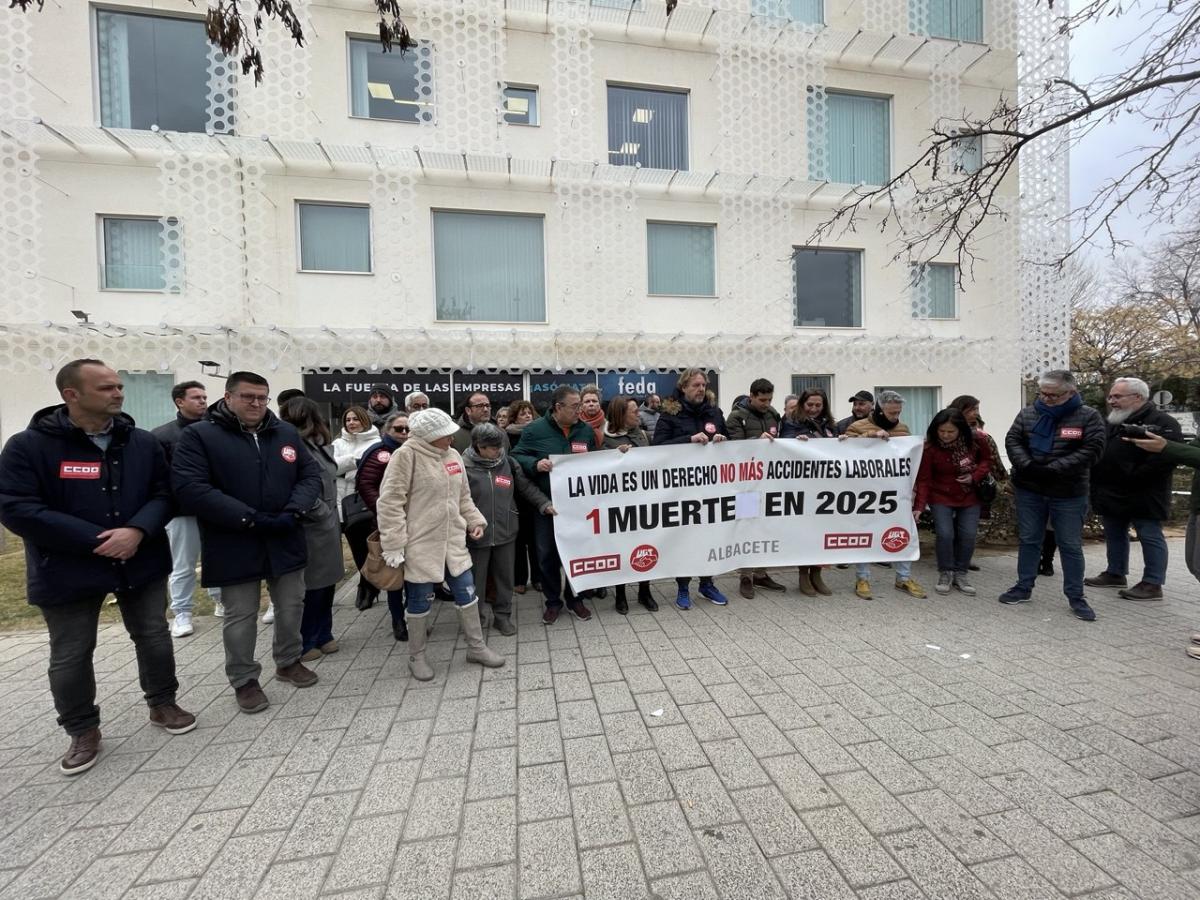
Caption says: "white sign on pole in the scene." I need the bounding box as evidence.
[1153,390,1173,408]
[549,437,925,591]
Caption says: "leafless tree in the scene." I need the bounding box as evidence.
[811,0,1200,272]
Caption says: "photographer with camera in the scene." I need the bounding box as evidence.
[1086,378,1183,601]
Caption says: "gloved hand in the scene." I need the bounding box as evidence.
[383,552,405,568]
[252,511,298,532]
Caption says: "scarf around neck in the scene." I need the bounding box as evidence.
[1029,393,1082,454]
[464,446,504,469]
[870,404,899,431]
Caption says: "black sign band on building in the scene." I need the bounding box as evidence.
[528,371,599,411]
[302,370,454,407]
[452,371,525,415]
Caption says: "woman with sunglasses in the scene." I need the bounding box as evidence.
[356,412,410,640]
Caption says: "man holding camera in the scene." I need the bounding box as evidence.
[1086,377,1183,601]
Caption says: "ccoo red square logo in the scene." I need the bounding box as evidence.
[59,462,101,480]
[824,533,872,550]
[569,554,620,577]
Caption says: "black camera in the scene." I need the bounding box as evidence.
[1119,424,1161,438]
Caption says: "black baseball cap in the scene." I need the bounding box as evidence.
[848,390,874,403]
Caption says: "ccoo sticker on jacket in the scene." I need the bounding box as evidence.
[495,475,512,487]
[444,461,462,475]
[59,462,101,479]
[281,445,297,462]
[1058,427,1083,439]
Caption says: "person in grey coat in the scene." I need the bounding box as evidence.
[280,398,347,660]
[463,424,554,636]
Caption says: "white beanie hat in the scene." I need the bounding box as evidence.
[408,407,460,442]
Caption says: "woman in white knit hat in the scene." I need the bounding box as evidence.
[375,408,506,680]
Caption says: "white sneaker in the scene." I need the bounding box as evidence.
[171,612,193,638]
[262,603,274,624]
[212,601,225,618]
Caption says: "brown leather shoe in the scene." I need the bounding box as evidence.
[542,606,560,625]
[235,679,269,714]
[275,661,319,688]
[753,573,786,592]
[60,727,101,776]
[1084,572,1127,588]
[149,703,197,735]
[739,575,755,600]
[1119,581,1163,601]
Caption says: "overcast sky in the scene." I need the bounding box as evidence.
[1068,5,1172,258]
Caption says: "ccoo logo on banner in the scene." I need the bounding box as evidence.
[549,437,925,591]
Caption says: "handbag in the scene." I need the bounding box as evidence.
[361,530,405,591]
[975,474,998,504]
[341,492,374,531]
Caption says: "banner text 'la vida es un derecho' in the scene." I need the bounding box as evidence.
[549,437,925,590]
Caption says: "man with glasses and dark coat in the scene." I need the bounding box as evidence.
[172,371,323,713]
[1000,370,1106,621]
[452,392,499,453]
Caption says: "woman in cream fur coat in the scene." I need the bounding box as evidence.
[376,408,506,681]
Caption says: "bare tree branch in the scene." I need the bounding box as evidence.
[813,1,1200,270]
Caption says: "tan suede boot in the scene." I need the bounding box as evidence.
[406,611,434,681]
[797,567,817,597]
[457,600,506,668]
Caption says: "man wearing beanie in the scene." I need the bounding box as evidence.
[375,408,506,680]
[367,383,396,429]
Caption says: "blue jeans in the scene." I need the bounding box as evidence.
[164,516,221,614]
[1102,514,1168,585]
[855,560,911,579]
[1015,488,1087,600]
[406,567,475,616]
[930,504,982,573]
[300,584,335,652]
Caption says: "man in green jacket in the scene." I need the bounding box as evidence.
[1127,429,1199,659]
[511,385,599,624]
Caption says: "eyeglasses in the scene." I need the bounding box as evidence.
[409,403,429,410]
[234,393,270,405]
[467,402,490,410]
[392,426,409,433]
[1107,393,1134,400]
[1038,390,1068,400]
[559,402,582,411]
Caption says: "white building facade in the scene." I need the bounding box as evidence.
[0,0,1069,438]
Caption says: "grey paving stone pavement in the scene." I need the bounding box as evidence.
[3,540,1200,897]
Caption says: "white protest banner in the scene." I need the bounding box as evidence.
[549,437,925,591]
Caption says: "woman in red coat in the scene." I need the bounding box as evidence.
[914,408,992,596]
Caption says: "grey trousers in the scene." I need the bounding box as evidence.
[221,569,305,688]
[471,541,516,617]
[1186,514,1200,583]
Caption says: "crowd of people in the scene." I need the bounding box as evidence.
[1,359,1198,778]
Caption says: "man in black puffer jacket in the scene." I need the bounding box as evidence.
[1086,377,1182,601]
[1002,369,1106,621]
[172,371,322,714]
[652,367,731,610]
[0,359,195,776]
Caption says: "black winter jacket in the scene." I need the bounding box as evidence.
[150,412,203,467]
[171,401,322,586]
[781,416,837,439]
[1090,403,1183,519]
[0,406,173,606]
[356,434,401,515]
[1005,402,1106,498]
[652,391,728,446]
